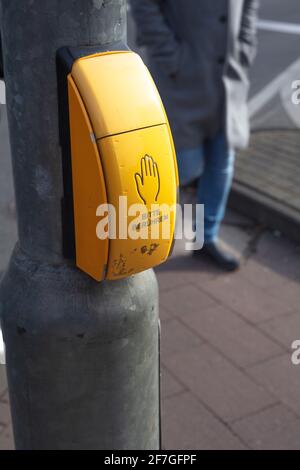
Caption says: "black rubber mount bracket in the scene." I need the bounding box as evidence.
[56,41,129,260]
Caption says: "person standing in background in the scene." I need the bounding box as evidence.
[131,0,259,271]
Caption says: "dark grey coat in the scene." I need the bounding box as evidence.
[131,0,259,150]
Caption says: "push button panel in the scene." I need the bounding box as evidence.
[98,124,177,279]
[71,51,167,139]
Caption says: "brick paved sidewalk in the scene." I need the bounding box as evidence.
[0,368,13,450]
[1,213,300,450]
[159,220,300,450]
[232,130,300,244]
[236,130,300,213]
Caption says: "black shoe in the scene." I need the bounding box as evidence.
[193,240,241,272]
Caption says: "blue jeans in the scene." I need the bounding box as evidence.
[176,133,235,243]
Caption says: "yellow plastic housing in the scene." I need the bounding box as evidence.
[68,77,108,280]
[68,51,178,281]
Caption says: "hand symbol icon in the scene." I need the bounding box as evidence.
[135,155,160,205]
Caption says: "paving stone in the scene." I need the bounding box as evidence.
[256,231,298,260]
[161,368,185,400]
[0,402,12,426]
[0,366,7,397]
[199,275,292,323]
[0,424,14,450]
[257,247,300,282]
[236,131,300,215]
[223,209,254,228]
[240,259,288,291]
[178,263,223,287]
[162,392,246,450]
[0,390,9,404]
[161,318,204,357]
[163,344,276,423]
[159,306,173,323]
[253,232,300,281]
[156,267,188,292]
[219,223,253,256]
[232,404,300,450]
[260,311,300,350]
[248,354,300,416]
[265,280,300,313]
[160,285,217,319]
[157,253,219,288]
[181,304,284,368]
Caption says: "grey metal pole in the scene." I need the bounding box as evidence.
[0,0,160,450]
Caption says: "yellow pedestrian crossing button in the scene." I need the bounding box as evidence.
[58,47,178,281]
